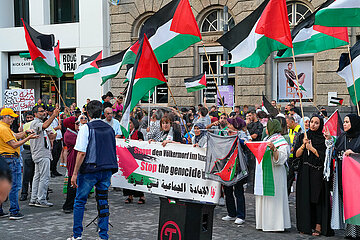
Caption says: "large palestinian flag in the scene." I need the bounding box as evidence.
[184,73,206,93]
[120,35,167,138]
[74,51,102,80]
[315,0,360,27]
[337,41,360,105]
[22,19,63,78]
[343,154,360,226]
[217,0,292,68]
[246,135,288,196]
[277,0,349,58]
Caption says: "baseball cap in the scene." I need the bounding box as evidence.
[0,108,19,118]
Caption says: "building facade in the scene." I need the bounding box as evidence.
[0,0,110,108]
[108,0,360,111]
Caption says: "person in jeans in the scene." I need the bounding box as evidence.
[0,108,37,219]
[68,100,118,240]
[221,117,247,225]
[29,105,59,207]
[19,111,35,201]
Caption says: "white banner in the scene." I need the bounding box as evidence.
[111,139,221,204]
[4,89,35,111]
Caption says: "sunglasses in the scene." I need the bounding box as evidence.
[37,110,45,113]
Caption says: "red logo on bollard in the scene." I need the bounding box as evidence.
[160,221,181,240]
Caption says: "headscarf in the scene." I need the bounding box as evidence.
[130,117,139,130]
[306,115,325,151]
[194,123,206,144]
[63,116,76,131]
[77,114,87,127]
[266,119,282,136]
[227,117,246,131]
[300,116,310,132]
[345,114,360,138]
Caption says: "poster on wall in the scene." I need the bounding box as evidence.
[4,89,35,111]
[112,139,222,204]
[278,61,313,100]
[217,85,234,108]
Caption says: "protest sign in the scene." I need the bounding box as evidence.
[111,139,221,204]
[4,89,35,111]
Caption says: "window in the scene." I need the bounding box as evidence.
[141,61,168,104]
[200,53,235,104]
[50,0,79,24]
[201,9,235,33]
[287,2,312,27]
[14,0,29,27]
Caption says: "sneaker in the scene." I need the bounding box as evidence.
[234,218,245,225]
[19,194,27,201]
[63,209,73,214]
[222,215,236,221]
[218,197,225,206]
[9,212,24,220]
[67,236,82,240]
[35,201,53,207]
[0,212,9,218]
[29,201,36,206]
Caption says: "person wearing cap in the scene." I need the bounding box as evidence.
[0,108,38,220]
[47,107,63,178]
[29,105,59,208]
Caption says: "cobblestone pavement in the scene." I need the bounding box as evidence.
[0,168,344,240]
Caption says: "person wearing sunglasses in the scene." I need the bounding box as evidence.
[0,108,38,220]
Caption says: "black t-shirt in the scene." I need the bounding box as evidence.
[247,121,263,141]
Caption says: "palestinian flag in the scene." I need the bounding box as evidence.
[217,0,292,68]
[184,73,206,93]
[315,0,360,27]
[330,97,344,105]
[96,48,136,86]
[136,0,201,64]
[277,0,349,58]
[22,19,63,78]
[262,94,279,118]
[74,51,102,80]
[337,41,360,105]
[323,109,343,139]
[120,35,167,138]
[343,154,360,226]
[246,135,288,196]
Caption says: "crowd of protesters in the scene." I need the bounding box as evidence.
[0,91,359,239]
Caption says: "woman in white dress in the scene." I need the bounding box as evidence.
[255,119,291,231]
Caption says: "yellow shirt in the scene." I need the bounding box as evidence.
[0,121,20,155]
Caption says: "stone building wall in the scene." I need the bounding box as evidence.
[108,0,356,108]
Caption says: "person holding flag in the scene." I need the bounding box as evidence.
[255,119,291,232]
[294,115,334,236]
[325,114,360,239]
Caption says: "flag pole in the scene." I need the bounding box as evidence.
[201,42,226,113]
[347,45,360,116]
[49,75,67,108]
[291,48,308,140]
[165,82,190,137]
[148,90,151,127]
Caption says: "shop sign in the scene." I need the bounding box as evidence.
[10,53,77,75]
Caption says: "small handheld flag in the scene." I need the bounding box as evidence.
[184,73,207,93]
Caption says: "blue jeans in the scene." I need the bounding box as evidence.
[73,170,112,240]
[0,156,22,215]
[224,181,246,219]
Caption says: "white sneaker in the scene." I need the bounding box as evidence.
[35,201,53,207]
[218,197,225,206]
[67,237,82,240]
[234,218,245,225]
[222,215,236,221]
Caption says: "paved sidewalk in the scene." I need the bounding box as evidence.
[0,169,344,240]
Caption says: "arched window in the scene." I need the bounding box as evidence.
[201,9,235,33]
[287,2,313,27]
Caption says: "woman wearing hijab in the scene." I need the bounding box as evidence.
[326,114,360,238]
[294,115,334,236]
[192,123,207,148]
[300,116,310,132]
[256,119,291,231]
[62,116,78,213]
[123,117,146,204]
